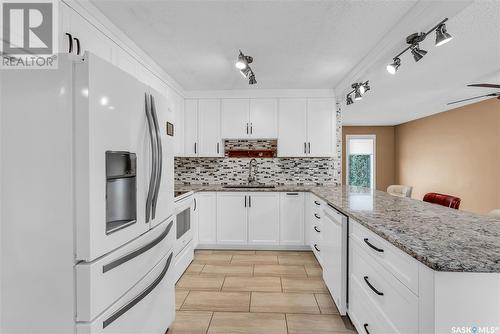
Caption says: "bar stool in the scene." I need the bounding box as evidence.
[423,192,461,209]
[387,185,413,198]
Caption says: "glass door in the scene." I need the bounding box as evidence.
[346,135,376,189]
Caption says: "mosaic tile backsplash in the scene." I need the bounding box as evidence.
[175,103,342,185]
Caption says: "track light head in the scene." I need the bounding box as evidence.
[386,57,401,74]
[346,95,354,105]
[354,88,363,101]
[235,50,253,70]
[411,44,427,62]
[435,23,453,46]
[249,73,257,85]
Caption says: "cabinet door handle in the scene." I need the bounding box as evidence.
[363,324,370,334]
[246,123,249,134]
[249,195,251,207]
[193,198,197,211]
[244,195,247,208]
[314,244,320,252]
[314,200,321,206]
[65,33,73,53]
[314,226,320,233]
[314,213,320,219]
[194,142,197,154]
[250,123,253,134]
[308,142,311,154]
[304,142,307,154]
[217,142,219,154]
[74,37,81,55]
[286,193,299,196]
[364,238,384,253]
[364,276,384,296]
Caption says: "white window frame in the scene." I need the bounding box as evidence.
[346,134,376,189]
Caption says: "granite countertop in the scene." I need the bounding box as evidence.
[175,184,500,273]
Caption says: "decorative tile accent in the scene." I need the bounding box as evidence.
[224,139,277,153]
[175,104,342,185]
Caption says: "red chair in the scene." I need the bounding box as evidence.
[423,192,461,209]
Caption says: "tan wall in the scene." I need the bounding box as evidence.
[342,126,395,191]
[394,98,500,214]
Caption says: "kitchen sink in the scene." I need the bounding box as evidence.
[222,184,276,189]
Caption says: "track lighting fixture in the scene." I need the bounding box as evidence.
[235,50,257,85]
[386,18,453,74]
[346,80,370,106]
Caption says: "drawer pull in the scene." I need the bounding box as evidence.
[364,323,370,334]
[102,220,173,273]
[314,244,320,252]
[314,226,321,233]
[314,200,321,206]
[364,238,384,253]
[314,213,320,219]
[102,252,173,329]
[364,276,384,296]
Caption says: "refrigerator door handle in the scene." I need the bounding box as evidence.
[102,252,173,329]
[145,93,157,223]
[150,94,162,220]
[101,220,173,273]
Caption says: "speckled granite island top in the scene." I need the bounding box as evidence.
[175,184,500,273]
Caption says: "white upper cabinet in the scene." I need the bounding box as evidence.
[249,99,278,139]
[307,99,335,157]
[221,99,249,139]
[278,99,308,157]
[182,99,222,157]
[221,98,278,139]
[278,98,335,157]
[183,99,198,157]
[198,99,222,157]
[247,193,280,245]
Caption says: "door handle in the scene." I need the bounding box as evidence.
[65,33,73,53]
[364,276,384,296]
[73,37,81,55]
[102,221,173,273]
[150,95,162,220]
[364,238,384,253]
[102,253,173,329]
[144,93,157,224]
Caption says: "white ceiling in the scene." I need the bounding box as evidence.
[91,0,417,90]
[92,0,500,125]
[341,0,500,125]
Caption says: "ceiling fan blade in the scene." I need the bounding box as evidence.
[467,83,500,88]
[447,93,497,105]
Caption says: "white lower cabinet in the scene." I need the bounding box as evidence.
[196,193,217,244]
[248,193,280,245]
[279,192,305,245]
[217,193,248,244]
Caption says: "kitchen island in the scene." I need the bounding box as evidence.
[176,184,500,333]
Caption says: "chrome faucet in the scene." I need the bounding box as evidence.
[247,158,258,184]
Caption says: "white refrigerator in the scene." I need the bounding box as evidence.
[1,53,175,333]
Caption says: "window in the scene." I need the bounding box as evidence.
[346,135,376,189]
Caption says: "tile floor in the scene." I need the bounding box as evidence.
[170,250,357,334]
